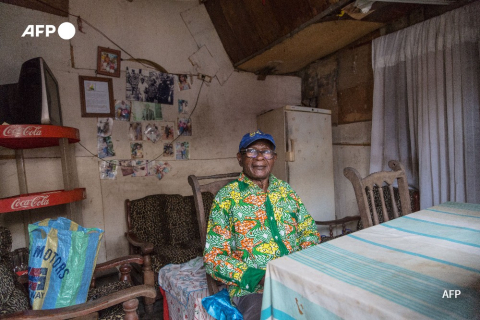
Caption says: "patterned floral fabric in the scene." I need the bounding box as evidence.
[204,173,320,298]
[164,289,214,320]
[158,257,218,320]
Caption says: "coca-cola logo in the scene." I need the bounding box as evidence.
[3,126,42,137]
[11,195,50,210]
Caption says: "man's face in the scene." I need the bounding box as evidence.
[237,140,276,181]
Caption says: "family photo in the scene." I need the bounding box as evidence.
[126,67,175,105]
[175,141,189,160]
[177,118,192,136]
[178,74,190,91]
[161,122,174,141]
[163,143,174,158]
[178,99,188,114]
[97,136,115,158]
[128,122,143,141]
[130,142,144,159]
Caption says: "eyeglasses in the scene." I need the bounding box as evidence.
[240,148,276,160]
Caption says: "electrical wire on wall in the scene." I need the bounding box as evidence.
[29,0,215,165]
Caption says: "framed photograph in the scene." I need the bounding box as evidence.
[79,76,115,117]
[97,46,121,77]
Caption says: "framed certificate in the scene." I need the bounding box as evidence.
[79,76,114,117]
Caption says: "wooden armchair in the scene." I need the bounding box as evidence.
[2,285,155,320]
[125,193,212,311]
[188,173,240,296]
[0,227,156,320]
[344,160,419,228]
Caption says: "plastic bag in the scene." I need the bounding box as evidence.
[28,217,104,310]
[202,288,243,320]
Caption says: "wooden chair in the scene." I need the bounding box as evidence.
[188,173,240,296]
[0,228,156,320]
[343,160,418,228]
[125,193,210,312]
[315,215,361,242]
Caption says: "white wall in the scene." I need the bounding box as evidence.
[0,0,301,261]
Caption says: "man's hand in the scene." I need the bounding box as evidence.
[259,275,265,286]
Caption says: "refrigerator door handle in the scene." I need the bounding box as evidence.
[286,139,295,162]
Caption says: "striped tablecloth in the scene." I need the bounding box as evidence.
[261,202,480,320]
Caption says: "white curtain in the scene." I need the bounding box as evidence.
[370,2,480,208]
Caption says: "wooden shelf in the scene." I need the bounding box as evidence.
[0,188,86,214]
[0,125,80,149]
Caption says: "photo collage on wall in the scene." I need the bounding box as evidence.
[98,65,193,180]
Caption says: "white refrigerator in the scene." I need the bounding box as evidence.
[257,105,335,222]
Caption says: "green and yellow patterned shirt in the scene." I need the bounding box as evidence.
[204,172,320,298]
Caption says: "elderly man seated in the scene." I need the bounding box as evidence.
[204,130,320,320]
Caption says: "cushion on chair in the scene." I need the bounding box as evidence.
[151,194,212,271]
[87,280,133,320]
[129,194,170,249]
[0,262,15,306]
[166,194,199,245]
[166,193,214,245]
[129,192,215,273]
[151,239,203,273]
[0,227,30,315]
[0,282,30,315]
[0,226,12,263]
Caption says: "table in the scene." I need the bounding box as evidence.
[261,202,480,320]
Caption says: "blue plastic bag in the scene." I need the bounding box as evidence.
[28,217,104,310]
[202,288,243,320]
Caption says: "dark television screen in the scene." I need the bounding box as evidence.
[12,57,62,126]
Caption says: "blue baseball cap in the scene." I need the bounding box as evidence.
[238,130,276,152]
